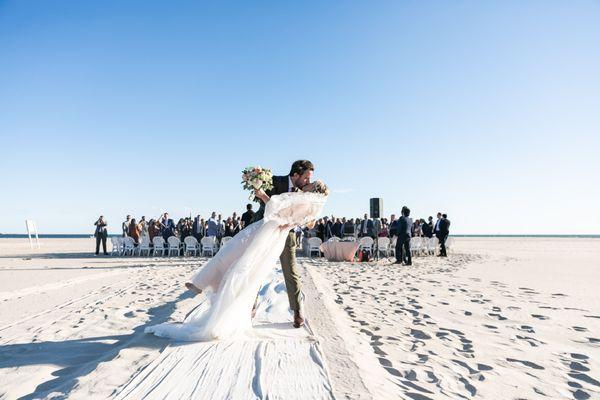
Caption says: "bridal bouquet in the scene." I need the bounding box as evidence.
[241,166,274,200]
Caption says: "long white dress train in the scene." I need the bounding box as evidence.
[145,192,327,341]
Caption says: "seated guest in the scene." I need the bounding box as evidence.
[129,218,141,245]
[94,216,108,255]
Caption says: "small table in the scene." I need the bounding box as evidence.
[320,241,360,262]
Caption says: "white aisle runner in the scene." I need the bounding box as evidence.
[114,267,334,400]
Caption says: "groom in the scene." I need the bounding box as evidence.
[253,160,314,328]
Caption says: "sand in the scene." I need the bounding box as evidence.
[0,237,598,399]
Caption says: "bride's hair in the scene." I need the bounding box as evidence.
[309,180,329,196]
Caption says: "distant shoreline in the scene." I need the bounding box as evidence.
[1,234,599,239]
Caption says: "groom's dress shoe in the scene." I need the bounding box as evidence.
[293,311,304,328]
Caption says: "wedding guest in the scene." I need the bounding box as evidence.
[316,219,325,242]
[421,218,433,238]
[332,218,343,238]
[413,219,422,237]
[129,218,141,245]
[224,217,234,237]
[323,216,333,240]
[359,214,375,238]
[232,218,241,236]
[122,215,131,237]
[94,216,108,255]
[433,212,442,237]
[343,218,355,238]
[206,212,219,237]
[438,213,451,257]
[139,216,149,240]
[161,213,176,241]
[192,215,204,241]
[389,214,398,238]
[395,206,413,265]
[427,216,434,233]
[378,221,389,237]
[241,204,255,229]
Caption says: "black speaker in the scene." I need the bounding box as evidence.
[370,198,383,219]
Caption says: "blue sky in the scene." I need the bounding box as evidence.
[1,1,599,234]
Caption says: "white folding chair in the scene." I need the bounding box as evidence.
[201,237,217,257]
[123,237,136,256]
[328,237,340,242]
[445,237,454,254]
[167,236,181,256]
[137,237,151,256]
[358,237,374,255]
[220,236,233,248]
[183,236,199,256]
[377,237,390,257]
[110,237,121,256]
[308,237,322,257]
[152,236,166,256]
[410,237,421,256]
[427,237,438,255]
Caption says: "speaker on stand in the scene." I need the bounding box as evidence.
[370,198,383,261]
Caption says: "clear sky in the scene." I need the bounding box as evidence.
[1,1,599,235]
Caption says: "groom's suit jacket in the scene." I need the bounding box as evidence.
[252,175,291,223]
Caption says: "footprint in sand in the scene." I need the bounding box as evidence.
[531,314,550,320]
[506,358,545,370]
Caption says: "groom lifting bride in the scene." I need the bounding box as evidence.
[252,159,315,328]
[153,160,328,341]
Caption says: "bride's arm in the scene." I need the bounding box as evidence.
[255,188,270,203]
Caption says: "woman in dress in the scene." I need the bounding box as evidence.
[146,181,328,341]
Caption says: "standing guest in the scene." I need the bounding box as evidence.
[122,215,131,237]
[316,219,325,242]
[295,226,303,246]
[206,212,219,237]
[413,219,422,237]
[359,214,375,238]
[438,213,451,257]
[148,219,159,241]
[224,217,234,237]
[139,216,149,241]
[160,213,176,241]
[342,218,355,238]
[395,206,413,266]
[216,214,225,241]
[192,215,204,241]
[421,218,433,238]
[232,218,241,236]
[241,204,255,229]
[94,216,108,255]
[389,214,398,238]
[332,218,343,238]
[378,221,389,237]
[129,218,141,245]
[433,212,442,238]
[427,216,434,233]
[323,217,333,240]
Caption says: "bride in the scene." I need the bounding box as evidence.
[145,180,328,341]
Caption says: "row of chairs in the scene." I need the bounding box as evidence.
[306,236,453,258]
[110,235,233,257]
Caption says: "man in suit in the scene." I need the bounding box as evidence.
[395,206,413,265]
[160,213,176,241]
[388,214,398,238]
[438,213,451,257]
[359,213,375,238]
[241,204,255,229]
[122,215,131,237]
[433,212,442,237]
[253,159,314,328]
[94,216,108,255]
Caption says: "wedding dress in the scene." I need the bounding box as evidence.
[145,192,327,341]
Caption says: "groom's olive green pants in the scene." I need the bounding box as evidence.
[280,230,301,311]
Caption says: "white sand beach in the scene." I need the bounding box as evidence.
[0,237,599,399]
